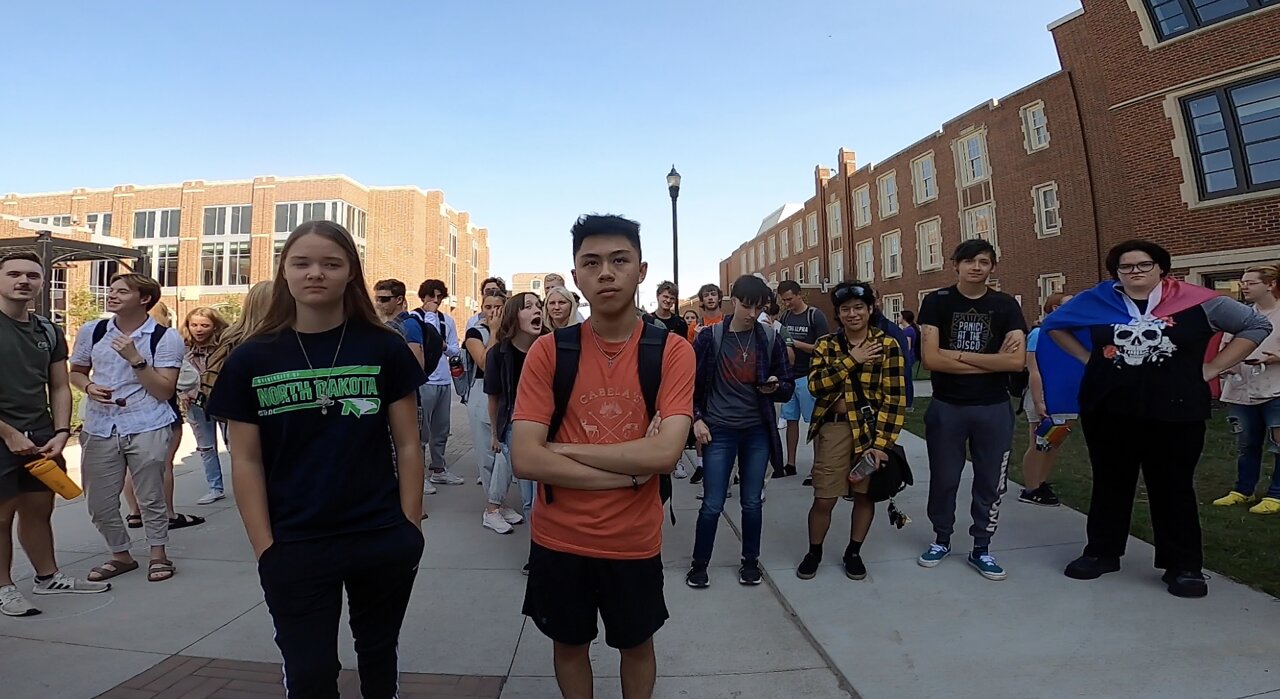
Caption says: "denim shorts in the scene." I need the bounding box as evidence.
[781,377,816,423]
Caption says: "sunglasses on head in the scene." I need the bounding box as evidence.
[833,284,872,305]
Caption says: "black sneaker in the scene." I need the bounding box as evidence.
[1163,570,1208,598]
[686,561,710,588]
[796,553,821,580]
[771,466,787,479]
[802,476,813,487]
[1063,555,1120,580]
[521,562,530,576]
[738,559,763,585]
[784,464,798,477]
[843,553,867,581]
[690,467,705,485]
[1019,483,1061,507]
[733,474,740,485]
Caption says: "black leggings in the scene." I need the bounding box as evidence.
[1079,413,1206,572]
[258,521,425,699]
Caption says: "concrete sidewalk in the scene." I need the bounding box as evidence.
[2,399,1278,698]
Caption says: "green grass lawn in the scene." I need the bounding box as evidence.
[904,398,1280,598]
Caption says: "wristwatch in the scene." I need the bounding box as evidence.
[130,359,148,370]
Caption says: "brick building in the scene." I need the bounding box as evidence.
[0,174,491,329]
[511,272,562,296]
[721,0,1280,322]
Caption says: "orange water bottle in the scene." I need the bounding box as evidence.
[24,458,83,500]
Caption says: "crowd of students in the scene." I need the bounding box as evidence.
[0,212,1277,699]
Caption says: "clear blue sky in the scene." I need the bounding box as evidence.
[0,0,1081,306]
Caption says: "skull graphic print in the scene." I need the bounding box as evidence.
[1109,318,1176,366]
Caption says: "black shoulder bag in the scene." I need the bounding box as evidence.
[844,340,914,504]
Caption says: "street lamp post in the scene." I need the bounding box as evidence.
[667,166,681,293]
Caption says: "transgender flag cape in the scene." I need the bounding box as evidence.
[1037,278,1220,415]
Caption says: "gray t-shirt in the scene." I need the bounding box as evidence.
[706,328,759,429]
[780,307,829,375]
[0,313,68,436]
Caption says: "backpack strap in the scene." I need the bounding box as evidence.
[637,323,676,524]
[150,325,168,358]
[91,319,109,347]
[32,314,59,360]
[543,325,584,505]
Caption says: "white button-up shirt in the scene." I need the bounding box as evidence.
[70,317,186,438]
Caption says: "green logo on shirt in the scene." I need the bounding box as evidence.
[250,365,382,417]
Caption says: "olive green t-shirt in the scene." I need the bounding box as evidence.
[0,312,68,434]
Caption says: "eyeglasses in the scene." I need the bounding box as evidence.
[1117,261,1157,274]
[375,295,395,303]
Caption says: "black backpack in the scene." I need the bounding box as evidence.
[546,322,676,524]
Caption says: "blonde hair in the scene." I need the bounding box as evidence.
[1245,264,1280,298]
[543,285,580,330]
[220,281,274,350]
[181,306,230,348]
[149,300,173,327]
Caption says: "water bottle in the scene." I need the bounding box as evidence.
[849,451,880,484]
[24,458,83,500]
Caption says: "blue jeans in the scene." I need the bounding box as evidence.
[500,427,536,516]
[693,424,769,563]
[1228,400,1280,498]
[186,403,227,492]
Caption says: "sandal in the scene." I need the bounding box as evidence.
[126,514,142,529]
[87,559,139,582]
[147,559,176,583]
[168,513,206,529]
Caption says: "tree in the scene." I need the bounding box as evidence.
[209,294,244,324]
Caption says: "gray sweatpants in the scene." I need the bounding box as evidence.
[80,428,172,551]
[418,384,452,471]
[924,398,1013,549]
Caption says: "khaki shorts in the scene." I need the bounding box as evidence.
[812,421,869,499]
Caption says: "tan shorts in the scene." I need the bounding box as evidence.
[812,421,869,499]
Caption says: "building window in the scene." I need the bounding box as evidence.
[1021,101,1051,152]
[203,205,252,236]
[806,213,819,247]
[273,240,287,270]
[769,272,777,283]
[808,257,820,286]
[793,222,804,252]
[826,201,843,241]
[1038,273,1067,314]
[739,253,747,276]
[1183,73,1280,199]
[918,288,939,307]
[86,212,112,237]
[956,132,990,186]
[27,215,72,228]
[882,294,905,321]
[829,251,845,284]
[795,263,805,284]
[856,239,875,282]
[878,171,899,218]
[911,153,938,204]
[881,231,902,279]
[1143,0,1279,41]
[138,244,179,287]
[757,242,766,268]
[780,226,789,259]
[916,218,943,272]
[853,185,872,228]
[780,268,789,281]
[133,209,180,240]
[748,248,756,272]
[962,203,998,247]
[1033,183,1062,237]
[768,235,777,264]
[450,224,459,258]
[199,241,252,287]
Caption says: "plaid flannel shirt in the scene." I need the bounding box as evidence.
[807,326,907,453]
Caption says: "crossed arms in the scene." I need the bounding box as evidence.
[920,325,1026,375]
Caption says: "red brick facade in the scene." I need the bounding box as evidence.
[721,0,1280,319]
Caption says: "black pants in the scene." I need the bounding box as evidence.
[1079,413,1205,572]
[258,521,425,699]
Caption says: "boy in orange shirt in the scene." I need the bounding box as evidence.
[512,214,695,699]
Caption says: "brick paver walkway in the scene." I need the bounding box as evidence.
[95,656,504,699]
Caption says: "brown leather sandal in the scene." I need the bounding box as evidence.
[87,559,139,582]
[147,559,176,583]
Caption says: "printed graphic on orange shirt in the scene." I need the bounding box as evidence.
[576,387,645,444]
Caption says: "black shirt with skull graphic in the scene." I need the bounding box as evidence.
[1079,296,1271,422]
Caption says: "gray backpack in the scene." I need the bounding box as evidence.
[711,320,776,367]
[454,324,490,404]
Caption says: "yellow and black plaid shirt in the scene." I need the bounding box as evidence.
[807,327,908,453]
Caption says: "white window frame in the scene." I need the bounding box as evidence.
[27,215,72,228]
[877,171,899,218]
[793,222,804,252]
[956,131,990,187]
[137,243,180,288]
[780,226,789,259]
[808,257,820,286]
[795,263,805,284]
[768,235,777,264]
[780,268,789,281]
[86,212,113,237]
[882,293,905,322]
[740,253,748,276]
[1033,182,1062,238]
[806,213,819,247]
[911,152,938,204]
[881,231,902,279]
[757,242,766,269]
[856,239,875,282]
[200,205,254,289]
[853,185,872,229]
[826,201,843,242]
[829,250,845,285]
[918,287,939,307]
[748,247,756,272]
[962,203,998,249]
[1037,273,1067,315]
[915,217,944,272]
[769,272,777,283]
[1020,100,1051,153]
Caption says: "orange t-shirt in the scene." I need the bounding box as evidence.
[701,311,724,327]
[512,320,695,560]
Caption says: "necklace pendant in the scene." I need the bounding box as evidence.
[316,391,335,415]
[742,350,749,362]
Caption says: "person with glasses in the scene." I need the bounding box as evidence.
[1041,240,1270,597]
[374,279,441,372]
[411,280,463,488]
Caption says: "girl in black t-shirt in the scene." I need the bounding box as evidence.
[206,221,426,699]
[485,292,547,520]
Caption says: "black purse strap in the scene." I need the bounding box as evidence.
[837,334,878,434]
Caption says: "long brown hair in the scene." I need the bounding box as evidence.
[251,221,385,339]
[181,306,230,348]
[495,292,546,346]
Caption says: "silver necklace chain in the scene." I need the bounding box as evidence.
[590,326,635,368]
[295,322,348,415]
[728,327,752,362]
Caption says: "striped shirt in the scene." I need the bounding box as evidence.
[70,317,185,438]
[807,326,907,453]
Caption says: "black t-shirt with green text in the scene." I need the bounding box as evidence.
[918,286,1027,406]
[206,321,426,542]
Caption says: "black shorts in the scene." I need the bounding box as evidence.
[0,429,64,502]
[522,542,668,650]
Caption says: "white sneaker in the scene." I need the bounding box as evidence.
[0,585,39,617]
[476,477,483,485]
[483,510,514,534]
[673,463,688,479]
[32,571,111,595]
[196,490,225,505]
[498,506,524,525]
[430,469,465,486]
[423,480,438,495]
